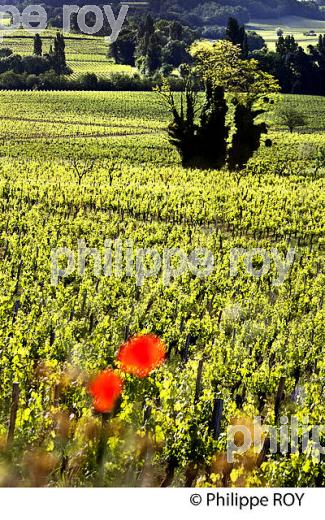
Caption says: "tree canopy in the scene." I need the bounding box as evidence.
[190,40,280,102]
[158,39,279,170]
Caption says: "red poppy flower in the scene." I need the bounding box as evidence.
[88,370,123,413]
[117,334,166,378]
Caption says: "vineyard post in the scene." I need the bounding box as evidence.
[96,413,111,486]
[7,382,19,446]
[139,405,153,486]
[160,456,178,488]
[258,377,286,466]
[194,359,204,405]
[210,398,224,440]
[274,376,286,422]
[54,383,60,407]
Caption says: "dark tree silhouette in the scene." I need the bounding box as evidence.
[226,17,248,58]
[161,76,274,171]
[197,83,229,169]
[165,79,229,168]
[51,33,68,75]
[228,100,268,171]
[167,84,199,167]
[33,34,42,56]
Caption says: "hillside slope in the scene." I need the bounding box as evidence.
[20,0,325,26]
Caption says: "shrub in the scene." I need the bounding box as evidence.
[0,48,13,58]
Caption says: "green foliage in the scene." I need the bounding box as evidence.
[255,32,325,95]
[110,16,195,75]
[190,40,280,102]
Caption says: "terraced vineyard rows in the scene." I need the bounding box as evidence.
[0,29,135,79]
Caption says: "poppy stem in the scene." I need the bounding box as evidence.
[95,413,109,486]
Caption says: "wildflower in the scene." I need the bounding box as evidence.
[117,334,166,378]
[89,370,123,413]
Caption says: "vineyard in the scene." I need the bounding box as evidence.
[0,29,136,80]
[0,91,324,487]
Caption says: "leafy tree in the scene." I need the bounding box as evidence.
[146,33,162,73]
[0,48,13,58]
[190,40,280,102]
[191,41,278,169]
[33,34,42,57]
[308,34,325,93]
[276,105,306,133]
[22,55,51,75]
[109,28,136,66]
[158,69,229,169]
[255,33,325,95]
[82,73,98,90]
[317,34,325,56]
[228,99,268,170]
[159,40,278,170]
[226,17,248,58]
[169,21,183,41]
[158,74,200,167]
[50,33,68,75]
[110,18,195,75]
[0,54,24,74]
[276,35,298,57]
[291,46,317,93]
[247,31,265,52]
[198,83,229,169]
[162,40,190,67]
[139,14,155,56]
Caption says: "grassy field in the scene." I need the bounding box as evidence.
[247,16,325,50]
[0,91,324,487]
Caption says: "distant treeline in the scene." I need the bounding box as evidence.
[0,69,185,91]
[109,16,264,74]
[15,1,325,28]
[225,18,325,96]
[256,35,325,96]
[1,15,325,95]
